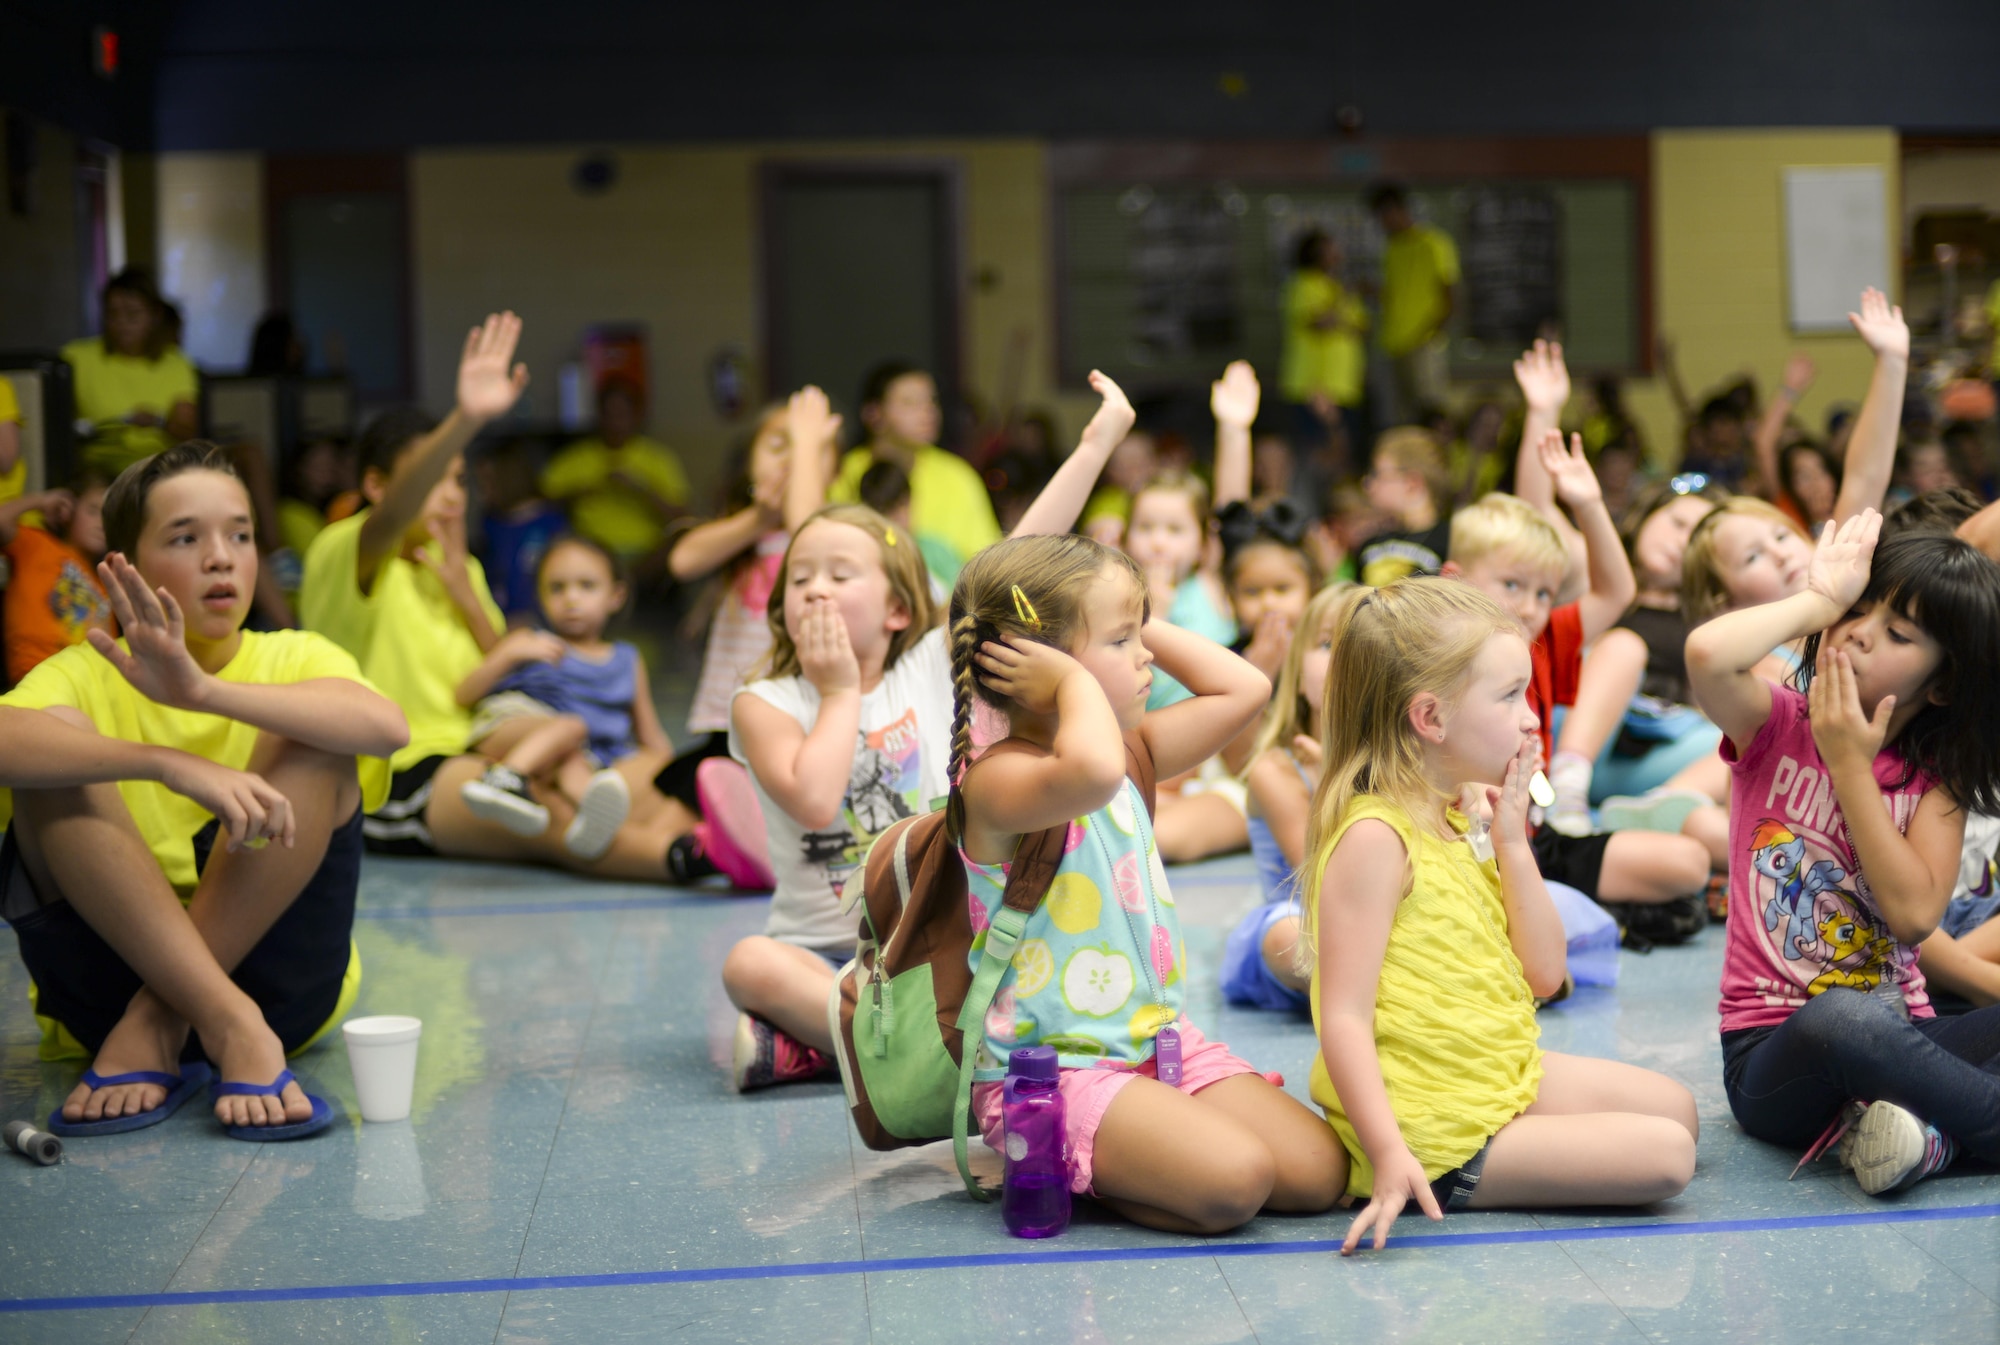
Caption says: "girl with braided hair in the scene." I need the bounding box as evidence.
[722,373,1139,1091]
[950,533,1344,1234]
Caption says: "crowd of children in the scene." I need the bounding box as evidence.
[5,275,2000,1257]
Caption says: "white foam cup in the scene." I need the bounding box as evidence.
[342,1015,422,1122]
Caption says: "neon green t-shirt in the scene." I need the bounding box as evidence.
[829,444,1001,581]
[300,511,503,773]
[1280,270,1369,407]
[59,338,199,473]
[539,434,691,558]
[0,378,23,504]
[0,632,391,895]
[1378,225,1461,357]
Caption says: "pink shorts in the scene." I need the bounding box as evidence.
[971,1018,1264,1196]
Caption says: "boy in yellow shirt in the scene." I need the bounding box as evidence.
[302,314,696,879]
[539,379,690,569]
[0,442,409,1140]
[828,362,999,582]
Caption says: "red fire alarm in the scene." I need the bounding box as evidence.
[92,26,118,79]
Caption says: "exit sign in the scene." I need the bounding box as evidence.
[92,25,118,79]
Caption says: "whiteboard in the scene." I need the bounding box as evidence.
[1783,167,1890,332]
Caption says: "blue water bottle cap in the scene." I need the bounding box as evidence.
[1009,1045,1058,1081]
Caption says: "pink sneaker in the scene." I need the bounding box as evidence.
[732,1013,834,1091]
[695,757,775,890]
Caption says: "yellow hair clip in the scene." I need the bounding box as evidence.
[883,527,898,547]
[1010,584,1042,630]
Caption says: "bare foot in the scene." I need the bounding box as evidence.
[61,991,191,1123]
[205,1011,315,1129]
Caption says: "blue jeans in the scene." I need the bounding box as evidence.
[1721,988,2000,1162]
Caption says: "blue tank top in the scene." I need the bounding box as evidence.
[497,641,640,763]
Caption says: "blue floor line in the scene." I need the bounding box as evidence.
[6,1201,1994,1315]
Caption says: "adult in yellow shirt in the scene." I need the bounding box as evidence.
[301,313,695,881]
[61,269,200,476]
[0,376,23,504]
[1371,185,1460,425]
[1279,230,1371,471]
[0,442,408,1139]
[828,363,999,584]
[540,380,690,567]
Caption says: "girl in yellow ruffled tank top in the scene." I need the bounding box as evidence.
[1303,577,1700,1254]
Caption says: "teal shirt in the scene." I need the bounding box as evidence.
[1148,575,1238,709]
[962,777,1184,1077]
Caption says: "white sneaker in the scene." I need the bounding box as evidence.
[564,769,631,860]
[1838,1100,1958,1196]
[461,765,550,837]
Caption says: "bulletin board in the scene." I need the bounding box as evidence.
[1783,166,1890,333]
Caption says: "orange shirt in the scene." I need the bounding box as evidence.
[4,527,111,685]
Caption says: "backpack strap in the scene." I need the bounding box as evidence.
[948,819,1069,1200]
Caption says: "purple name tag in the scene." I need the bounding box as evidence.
[1154,1025,1183,1086]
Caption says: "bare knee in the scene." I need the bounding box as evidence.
[721,937,797,1010]
[253,736,361,817]
[1636,1118,1697,1203]
[1182,1146,1277,1234]
[1262,916,1308,992]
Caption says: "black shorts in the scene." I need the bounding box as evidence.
[1529,827,1611,901]
[361,754,449,857]
[651,731,731,813]
[2,807,364,1058]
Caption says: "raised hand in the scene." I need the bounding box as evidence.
[1513,339,1570,413]
[1079,370,1137,458]
[1340,1144,1443,1254]
[1209,360,1261,430]
[1536,430,1602,509]
[87,553,209,709]
[1809,643,1896,773]
[1847,288,1909,361]
[974,634,1085,717]
[157,751,294,851]
[797,601,860,697]
[1803,507,1881,614]
[786,385,842,463]
[1781,351,1818,398]
[456,312,530,423]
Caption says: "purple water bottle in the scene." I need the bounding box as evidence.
[1001,1045,1071,1238]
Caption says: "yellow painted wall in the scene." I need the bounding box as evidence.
[1624,128,1900,466]
[412,140,1055,503]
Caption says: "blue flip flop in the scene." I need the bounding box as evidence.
[214,1069,335,1141]
[47,1062,215,1137]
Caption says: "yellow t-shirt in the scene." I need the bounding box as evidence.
[1378,225,1461,357]
[0,632,391,896]
[59,338,200,473]
[829,444,1001,579]
[0,378,23,504]
[1986,279,2000,379]
[278,498,327,557]
[1307,795,1542,1198]
[539,434,691,557]
[1280,270,1370,407]
[299,511,503,773]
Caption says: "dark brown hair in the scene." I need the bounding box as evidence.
[102,440,247,557]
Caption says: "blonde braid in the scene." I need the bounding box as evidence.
[944,612,982,842]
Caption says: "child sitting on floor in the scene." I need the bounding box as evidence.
[951,533,1344,1234]
[456,536,671,861]
[722,373,1138,1090]
[0,469,114,685]
[1307,578,1697,1253]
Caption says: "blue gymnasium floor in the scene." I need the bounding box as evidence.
[2,854,1998,1344]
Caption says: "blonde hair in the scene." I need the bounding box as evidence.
[944,534,1147,841]
[764,504,938,679]
[1372,427,1450,513]
[1243,582,1366,777]
[1298,577,1521,958]
[1679,496,1809,625]
[1448,492,1569,577]
[1131,469,1212,533]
